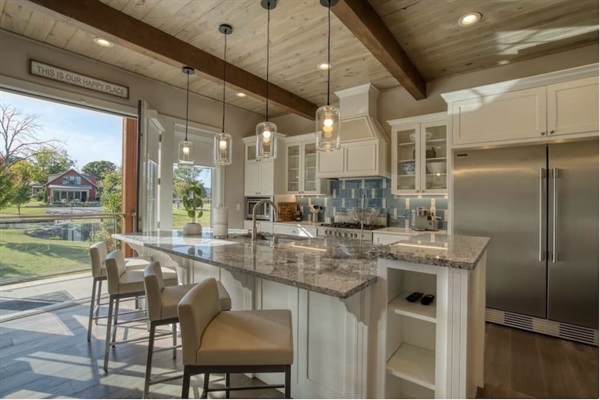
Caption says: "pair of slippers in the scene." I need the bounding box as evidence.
[405,292,435,305]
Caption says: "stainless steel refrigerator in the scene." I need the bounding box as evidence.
[453,139,599,330]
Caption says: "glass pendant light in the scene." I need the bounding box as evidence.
[214,24,233,166]
[256,0,278,160]
[316,0,341,152]
[179,66,195,166]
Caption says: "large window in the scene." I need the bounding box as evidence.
[172,164,213,229]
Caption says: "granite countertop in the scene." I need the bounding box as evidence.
[377,233,490,270]
[113,229,380,299]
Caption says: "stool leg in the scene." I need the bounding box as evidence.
[225,372,230,399]
[182,366,191,399]
[87,278,97,342]
[143,321,156,399]
[111,298,120,345]
[95,280,103,324]
[103,296,114,373]
[202,373,210,399]
[172,322,177,360]
[284,365,291,398]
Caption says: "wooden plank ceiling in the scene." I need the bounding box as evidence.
[0,0,598,119]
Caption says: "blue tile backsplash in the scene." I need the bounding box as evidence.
[295,178,448,230]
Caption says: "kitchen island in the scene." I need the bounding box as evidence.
[113,230,488,399]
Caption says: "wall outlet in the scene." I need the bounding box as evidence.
[236,204,241,211]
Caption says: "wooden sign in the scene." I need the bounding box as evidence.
[30,60,129,99]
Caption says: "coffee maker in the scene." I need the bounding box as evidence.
[411,207,440,231]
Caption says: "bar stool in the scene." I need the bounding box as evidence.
[103,249,178,373]
[178,278,293,399]
[87,242,153,342]
[142,261,232,398]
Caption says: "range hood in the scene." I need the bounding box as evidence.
[336,83,390,144]
[317,84,390,179]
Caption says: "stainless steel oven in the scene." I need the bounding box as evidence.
[245,196,274,221]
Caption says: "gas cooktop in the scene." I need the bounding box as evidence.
[319,222,386,231]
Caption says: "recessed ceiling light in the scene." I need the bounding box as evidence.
[93,37,113,48]
[318,63,332,70]
[458,12,482,27]
[236,92,246,97]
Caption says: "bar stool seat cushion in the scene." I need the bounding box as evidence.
[159,282,231,320]
[194,309,292,366]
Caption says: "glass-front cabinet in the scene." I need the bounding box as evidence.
[389,112,448,195]
[285,134,327,195]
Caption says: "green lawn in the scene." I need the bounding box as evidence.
[0,201,48,216]
[0,228,90,281]
[172,206,211,229]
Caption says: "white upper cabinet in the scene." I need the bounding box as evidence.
[243,135,285,196]
[317,139,389,178]
[285,135,328,195]
[442,66,599,148]
[547,76,599,137]
[389,112,448,195]
[450,87,546,145]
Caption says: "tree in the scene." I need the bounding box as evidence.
[0,168,13,209]
[10,181,30,215]
[173,166,202,198]
[82,160,117,181]
[8,159,35,182]
[100,170,122,213]
[29,147,75,184]
[0,104,56,168]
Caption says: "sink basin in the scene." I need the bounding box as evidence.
[227,232,307,244]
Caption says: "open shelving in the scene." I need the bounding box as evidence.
[385,266,438,398]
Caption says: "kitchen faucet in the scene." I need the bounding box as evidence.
[251,199,278,243]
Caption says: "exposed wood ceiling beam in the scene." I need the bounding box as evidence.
[332,0,426,100]
[25,0,318,119]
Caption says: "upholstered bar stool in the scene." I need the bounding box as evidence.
[142,262,231,398]
[103,249,178,373]
[178,278,293,399]
[87,241,153,342]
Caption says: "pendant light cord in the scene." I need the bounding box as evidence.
[265,2,271,122]
[326,0,331,106]
[185,71,190,141]
[222,32,227,133]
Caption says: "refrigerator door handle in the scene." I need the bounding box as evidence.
[539,168,545,261]
[552,167,559,263]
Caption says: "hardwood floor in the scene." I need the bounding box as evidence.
[477,323,599,399]
[0,301,597,398]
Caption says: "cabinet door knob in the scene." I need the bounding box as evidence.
[550,130,555,134]
[540,132,546,136]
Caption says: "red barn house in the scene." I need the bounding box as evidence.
[44,169,98,202]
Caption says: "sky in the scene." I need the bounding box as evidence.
[0,90,123,169]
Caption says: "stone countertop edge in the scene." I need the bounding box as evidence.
[143,242,376,300]
[377,235,491,270]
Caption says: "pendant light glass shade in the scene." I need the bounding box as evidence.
[316,0,341,152]
[179,66,195,166]
[316,104,341,152]
[215,24,233,166]
[256,121,278,159]
[256,0,277,161]
[214,132,232,165]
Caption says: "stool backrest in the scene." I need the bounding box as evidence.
[143,261,165,322]
[89,242,108,278]
[105,249,127,294]
[178,278,222,366]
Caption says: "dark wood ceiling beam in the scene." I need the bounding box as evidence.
[333,0,426,100]
[25,0,318,119]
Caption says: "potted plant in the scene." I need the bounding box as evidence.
[182,181,204,236]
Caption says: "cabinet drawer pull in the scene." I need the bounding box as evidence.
[550,130,555,134]
[540,131,546,136]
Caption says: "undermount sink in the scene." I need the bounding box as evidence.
[228,232,307,244]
